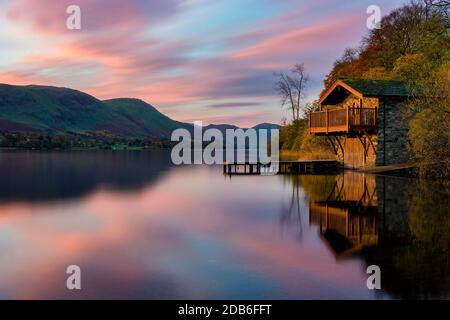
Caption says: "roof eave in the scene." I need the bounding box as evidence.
[319,80,363,110]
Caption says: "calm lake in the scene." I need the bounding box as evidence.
[0,150,448,299]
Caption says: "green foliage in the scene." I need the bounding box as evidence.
[0,132,173,150]
[279,120,334,159]
[367,2,447,69]
[408,180,450,248]
[279,120,307,151]
[104,98,189,137]
[323,1,449,88]
[362,67,393,80]
[407,63,450,178]
[0,84,188,140]
[392,54,431,83]
[323,0,449,177]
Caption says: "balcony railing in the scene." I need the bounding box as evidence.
[309,107,377,134]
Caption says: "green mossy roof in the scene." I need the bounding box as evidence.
[339,77,411,97]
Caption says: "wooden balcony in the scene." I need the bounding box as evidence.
[309,107,377,135]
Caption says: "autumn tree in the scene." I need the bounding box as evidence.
[323,48,361,90]
[406,61,450,178]
[323,0,448,89]
[424,0,450,22]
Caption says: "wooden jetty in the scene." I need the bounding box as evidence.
[223,159,342,175]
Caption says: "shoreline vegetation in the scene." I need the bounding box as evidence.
[279,119,335,161]
[0,132,174,151]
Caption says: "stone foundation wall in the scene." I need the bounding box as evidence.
[376,99,411,165]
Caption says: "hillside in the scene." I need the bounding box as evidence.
[103,98,190,138]
[0,84,189,138]
[0,84,280,144]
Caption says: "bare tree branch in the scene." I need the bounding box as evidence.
[424,0,450,24]
[275,63,309,122]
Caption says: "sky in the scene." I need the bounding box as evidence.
[0,0,404,127]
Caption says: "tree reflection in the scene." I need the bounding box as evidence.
[0,150,173,203]
[363,179,450,299]
[283,171,450,299]
[279,174,303,240]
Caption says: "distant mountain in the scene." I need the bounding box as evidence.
[0,83,280,140]
[204,123,240,132]
[251,123,282,131]
[204,123,281,136]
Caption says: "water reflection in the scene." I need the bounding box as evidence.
[283,172,449,299]
[279,174,303,240]
[0,151,448,299]
[0,150,172,203]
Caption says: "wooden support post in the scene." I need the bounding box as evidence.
[308,111,311,134]
[327,135,338,155]
[346,106,350,132]
[364,130,377,155]
[335,136,345,158]
[359,107,362,127]
[326,109,329,134]
[356,134,368,164]
[364,136,367,164]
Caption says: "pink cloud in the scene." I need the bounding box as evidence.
[0,70,55,86]
[232,11,365,64]
[5,0,178,34]
[0,0,383,126]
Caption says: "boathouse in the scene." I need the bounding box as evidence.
[308,78,412,168]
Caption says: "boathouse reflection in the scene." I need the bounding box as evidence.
[308,173,379,257]
[282,172,449,299]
